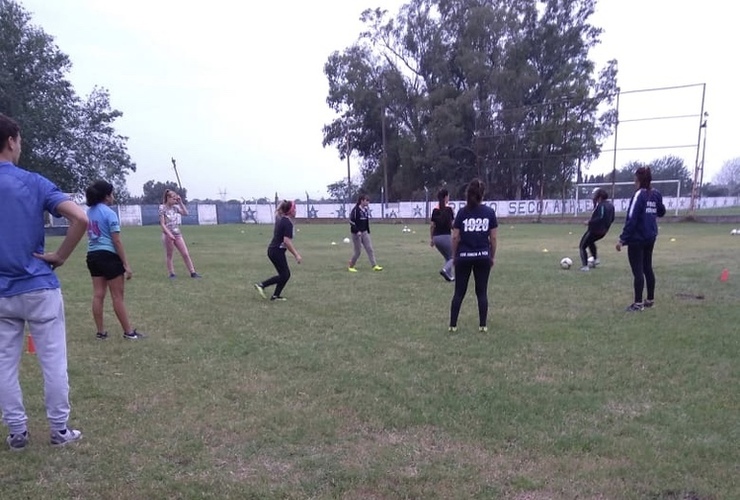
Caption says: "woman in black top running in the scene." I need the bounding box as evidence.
[430,188,455,281]
[254,200,302,301]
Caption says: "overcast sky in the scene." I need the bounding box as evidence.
[18,0,736,200]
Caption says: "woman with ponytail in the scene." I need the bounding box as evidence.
[430,188,455,281]
[449,179,498,333]
[616,166,666,311]
[254,200,302,301]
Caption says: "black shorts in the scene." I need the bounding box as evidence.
[86,250,125,280]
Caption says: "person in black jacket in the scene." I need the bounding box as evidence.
[430,188,455,281]
[616,167,666,311]
[578,188,615,271]
[347,194,382,272]
[254,200,302,301]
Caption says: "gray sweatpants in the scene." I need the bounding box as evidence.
[350,231,377,267]
[0,288,71,434]
[433,234,454,277]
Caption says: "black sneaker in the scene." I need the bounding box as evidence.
[96,331,108,340]
[643,300,654,308]
[123,329,147,340]
[270,296,287,301]
[190,272,202,278]
[439,270,452,282]
[625,302,644,312]
[6,431,28,452]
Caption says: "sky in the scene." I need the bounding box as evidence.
[17,0,736,200]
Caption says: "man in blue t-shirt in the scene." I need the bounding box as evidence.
[0,113,88,451]
[449,179,498,333]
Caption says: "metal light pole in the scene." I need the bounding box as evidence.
[345,123,352,206]
[381,107,389,209]
[697,113,709,207]
[609,89,621,199]
[689,84,707,214]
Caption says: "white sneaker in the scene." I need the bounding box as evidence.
[50,428,82,447]
[593,258,600,267]
[579,266,590,272]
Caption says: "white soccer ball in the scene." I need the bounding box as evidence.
[560,257,573,270]
[731,229,738,235]
[343,237,350,244]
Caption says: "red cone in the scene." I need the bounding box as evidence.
[27,334,36,354]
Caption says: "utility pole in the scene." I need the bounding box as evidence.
[381,108,388,209]
[345,123,352,206]
[171,157,183,191]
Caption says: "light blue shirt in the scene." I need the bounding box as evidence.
[0,161,70,297]
[86,204,120,254]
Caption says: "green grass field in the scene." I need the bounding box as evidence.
[2,222,739,499]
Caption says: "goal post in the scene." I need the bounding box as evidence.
[575,180,681,216]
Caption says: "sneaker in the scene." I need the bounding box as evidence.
[50,428,82,447]
[190,272,202,278]
[479,326,488,333]
[593,258,601,267]
[123,329,147,340]
[372,265,383,271]
[644,299,654,308]
[625,302,644,312]
[439,270,452,282]
[348,267,358,273]
[6,431,28,451]
[270,296,287,301]
[579,266,590,272]
[95,331,108,340]
[448,326,458,333]
[254,283,266,299]
[168,273,176,279]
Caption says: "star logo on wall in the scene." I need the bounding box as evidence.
[335,205,347,218]
[308,205,319,218]
[412,205,423,217]
[244,206,257,223]
[385,210,397,218]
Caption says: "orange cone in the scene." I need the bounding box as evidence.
[720,268,729,282]
[26,334,36,354]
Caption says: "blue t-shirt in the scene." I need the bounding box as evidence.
[453,203,498,260]
[0,161,70,297]
[87,204,120,254]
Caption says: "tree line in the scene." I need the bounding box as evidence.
[3,0,736,204]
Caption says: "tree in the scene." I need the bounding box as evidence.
[141,180,187,205]
[0,0,135,194]
[712,157,740,195]
[323,0,617,201]
[326,178,361,203]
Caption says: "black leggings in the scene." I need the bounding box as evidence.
[450,259,492,327]
[627,241,656,303]
[261,248,291,297]
[579,231,605,266]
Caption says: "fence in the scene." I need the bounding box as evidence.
[47,196,740,229]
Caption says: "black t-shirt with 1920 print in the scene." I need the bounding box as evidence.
[453,204,498,260]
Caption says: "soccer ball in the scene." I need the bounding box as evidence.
[343,237,350,244]
[587,256,595,267]
[731,229,738,235]
[560,257,573,269]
